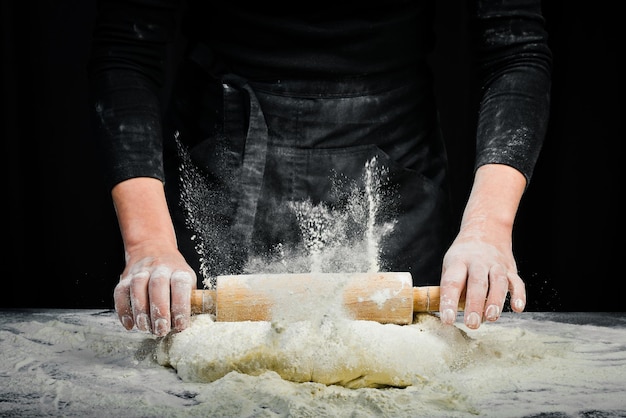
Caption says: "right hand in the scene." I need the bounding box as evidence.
[113,240,196,337]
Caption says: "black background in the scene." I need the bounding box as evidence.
[2,1,622,311]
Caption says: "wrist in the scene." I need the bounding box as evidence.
[460,164,526,232]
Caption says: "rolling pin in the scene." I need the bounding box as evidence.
[190,272,465,325]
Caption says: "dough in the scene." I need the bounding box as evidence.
[156,313,471,389]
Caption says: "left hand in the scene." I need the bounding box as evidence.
[438,164,527,329]
[438,223,526,329]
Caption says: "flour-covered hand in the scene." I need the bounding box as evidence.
[113,243,196,337]
[439,230,526,330]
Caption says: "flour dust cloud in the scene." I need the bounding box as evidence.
[176,133,396,287]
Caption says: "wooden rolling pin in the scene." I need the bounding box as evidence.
[191,272,465,325]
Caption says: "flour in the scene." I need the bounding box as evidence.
[177,153,398,286]
[2,310,626,417]
[2,310,625,417]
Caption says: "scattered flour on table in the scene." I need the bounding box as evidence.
[2,310,626,417]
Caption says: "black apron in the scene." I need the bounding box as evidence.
[163,45,453,288]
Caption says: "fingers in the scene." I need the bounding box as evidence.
[484,264,509,322]
[149,266,173,336]
[114,270,152,332]
[148,268,196,335]
[114,262,196,336]
[439,262,467,325]
[170,271,195,332]
[113,277,134,330]
[440,260,521,329]
[508,271,526,313]
[129,271,152,332]
[463,263,489,329]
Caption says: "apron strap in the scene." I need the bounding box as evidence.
[221,74,269,247]
[188,41,270,254]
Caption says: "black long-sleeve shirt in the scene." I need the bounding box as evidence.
[88,0,552,191]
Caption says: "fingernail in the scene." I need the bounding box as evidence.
[485,305,499,321]
[154,318,170,336]
[514,298,525,311]
[466,312,481,329]
[441,308,456,324]
[136,313,149,331]
[121,315,134,330]
[174,314,189,331]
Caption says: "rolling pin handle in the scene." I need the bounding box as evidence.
[191,289,217,315]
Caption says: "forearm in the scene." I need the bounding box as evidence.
[459,164,526,239]
[111,177,177,257]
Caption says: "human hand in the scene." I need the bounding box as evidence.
[438,164,528,329]
[113,241,197,337]
[438,225,526,329]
